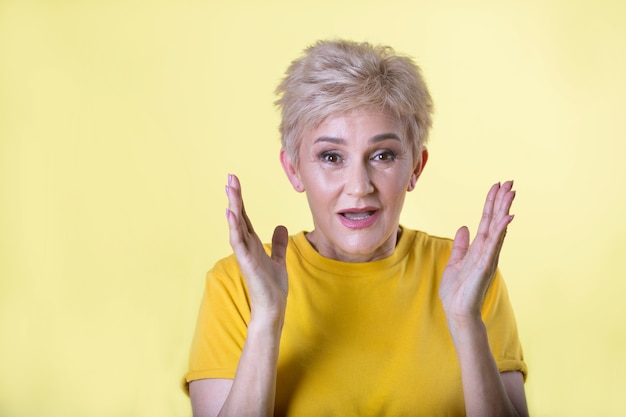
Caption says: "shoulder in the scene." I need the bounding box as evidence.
[400,227,454,257]
[205,252,249,297]
[209,252,241,279]
[206,232,304,285]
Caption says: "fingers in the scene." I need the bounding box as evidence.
[477,181,516,241]
[225,175,289,264]
[467,181,515,275]
[493,181,515,238]
[476,183,499,240]
[225,174,257,252]
[495,180,515,216]
[226,174,254,234]
[271,225,289,264]
[448,226,470,266]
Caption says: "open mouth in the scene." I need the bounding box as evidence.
[340,211,376,221]
[338,209,380,228]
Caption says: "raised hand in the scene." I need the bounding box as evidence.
[439,181,516,328]
[225,174,289,323]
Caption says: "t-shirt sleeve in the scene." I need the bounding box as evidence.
[482,270,528,380]
[184,255,251,389]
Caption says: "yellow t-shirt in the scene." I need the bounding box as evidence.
[185,228,526,416]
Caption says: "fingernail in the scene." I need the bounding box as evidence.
[227,174,232,185]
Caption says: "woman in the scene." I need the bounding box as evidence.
[185,39,528,416]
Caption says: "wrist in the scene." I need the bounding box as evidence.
[245,313,285,359]
[445,313,486,343]
[249,309,286,332]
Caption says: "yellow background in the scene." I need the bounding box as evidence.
[1,0,625,416]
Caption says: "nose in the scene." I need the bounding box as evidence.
[345,161,375,196]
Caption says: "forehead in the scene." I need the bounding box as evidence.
[306,109,403,140]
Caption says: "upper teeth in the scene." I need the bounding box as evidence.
[343,212,371,220]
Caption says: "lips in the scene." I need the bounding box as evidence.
[337,208,380,229]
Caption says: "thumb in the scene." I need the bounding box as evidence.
[448,226,470,265]
[271,225,289,264]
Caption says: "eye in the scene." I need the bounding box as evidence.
[372,150,397,162]
[321,152,342,164]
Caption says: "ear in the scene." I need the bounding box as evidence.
[280,148,305,193]
[407,147,429,192]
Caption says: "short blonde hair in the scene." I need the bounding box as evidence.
[275,39,433,167]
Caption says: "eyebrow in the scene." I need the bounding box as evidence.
[313,133,402,145]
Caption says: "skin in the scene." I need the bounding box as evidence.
[189,108,529,417]
[280,110,427,262]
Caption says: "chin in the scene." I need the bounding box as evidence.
[335,232,391,259]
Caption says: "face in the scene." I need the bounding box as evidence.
[281,109,428,262]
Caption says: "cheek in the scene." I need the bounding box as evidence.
[302,171,338,199]
[304,167,339,187]
[375,172,411,202]
[382,187,408,208]
[375,168,411,189]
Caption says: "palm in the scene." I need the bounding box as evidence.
[225,174,289,318]
[439,181,516,323]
